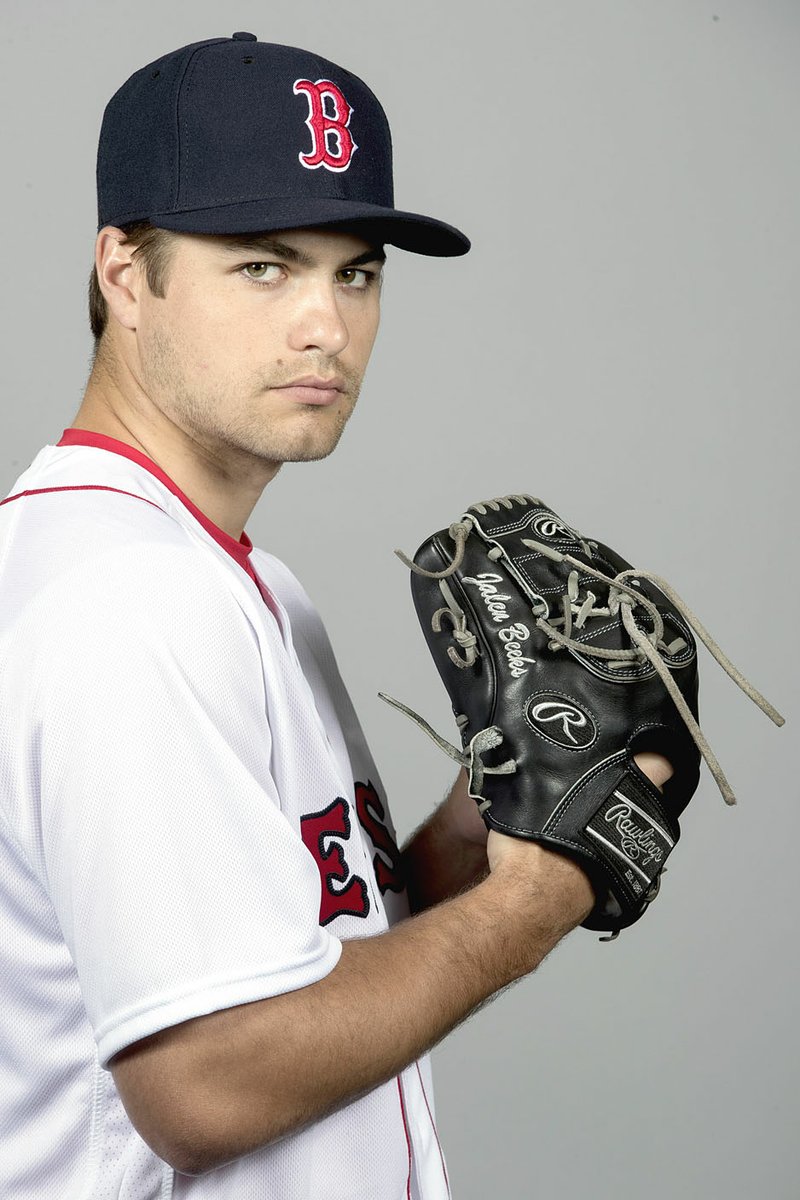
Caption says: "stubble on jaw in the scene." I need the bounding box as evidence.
[137,323,365,475]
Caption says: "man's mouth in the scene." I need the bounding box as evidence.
[270,375,346,405]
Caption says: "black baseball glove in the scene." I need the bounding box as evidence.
[381,494,784,938]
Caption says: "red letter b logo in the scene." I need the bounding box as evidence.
[293,78,358,172]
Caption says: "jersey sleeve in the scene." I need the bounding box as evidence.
[30,541,341,1067]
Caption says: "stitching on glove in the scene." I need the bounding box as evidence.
[542,750,629,833]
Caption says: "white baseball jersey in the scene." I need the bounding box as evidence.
[0,429,451,1200]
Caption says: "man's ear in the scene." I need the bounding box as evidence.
[95,226,142,334]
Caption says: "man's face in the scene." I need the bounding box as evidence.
[130,226,384,473]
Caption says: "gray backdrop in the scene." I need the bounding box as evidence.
[2,2,797,1196]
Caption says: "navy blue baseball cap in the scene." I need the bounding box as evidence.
[96,32,470,257]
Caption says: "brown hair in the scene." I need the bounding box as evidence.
[88,221,178,352]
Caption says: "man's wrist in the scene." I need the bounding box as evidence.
[481,838,595,974]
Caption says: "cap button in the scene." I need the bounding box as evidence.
[231,31,257,40]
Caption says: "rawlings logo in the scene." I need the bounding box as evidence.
[293,78,358,171]
[604,802,664,868]
[526,694,597,749]
[531,512,575,541]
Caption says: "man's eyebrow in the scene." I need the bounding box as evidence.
[216,237,314,265]
[346,246,387,267]
[215,236,386,268]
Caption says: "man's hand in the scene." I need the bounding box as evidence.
[486,749,674,938]
[403,750,673,916]
[442,766,488,846]
[633,750,674,792]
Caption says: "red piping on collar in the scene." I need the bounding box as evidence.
[57,429,255,572]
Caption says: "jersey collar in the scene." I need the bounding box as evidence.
[56,428,255,572]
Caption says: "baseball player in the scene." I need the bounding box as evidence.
[0,33,672,1198]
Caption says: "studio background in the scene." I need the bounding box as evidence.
[1,2,796,1197]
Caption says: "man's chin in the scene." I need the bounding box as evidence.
[251,401,356,465]
[273,433,347,465]
[291,439,347,460]
[286,416,355,462]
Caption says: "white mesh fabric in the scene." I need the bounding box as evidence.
[0,439,449,1198]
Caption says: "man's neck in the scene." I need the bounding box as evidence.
[71,358,277,543]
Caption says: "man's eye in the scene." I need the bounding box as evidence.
[335,267,372,289]
[241,263,284,286]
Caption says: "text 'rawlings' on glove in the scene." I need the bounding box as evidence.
[381,494,784,938]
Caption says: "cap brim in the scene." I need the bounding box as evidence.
[147,196,470,257]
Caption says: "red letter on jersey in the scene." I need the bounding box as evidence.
[293,78,358,172]
[300,798,370,925]
[355,780,405,895]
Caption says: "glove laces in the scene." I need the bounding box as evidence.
[387,508,785,807]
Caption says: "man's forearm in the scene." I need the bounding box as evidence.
[110,846,593,1176]
[401,768,489,912]
[112,754,672,1177]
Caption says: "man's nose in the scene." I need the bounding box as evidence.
[287,283,350,356]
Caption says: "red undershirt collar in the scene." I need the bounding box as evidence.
[56,428,254,573]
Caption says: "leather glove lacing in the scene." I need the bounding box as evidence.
[383,495,785,807]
